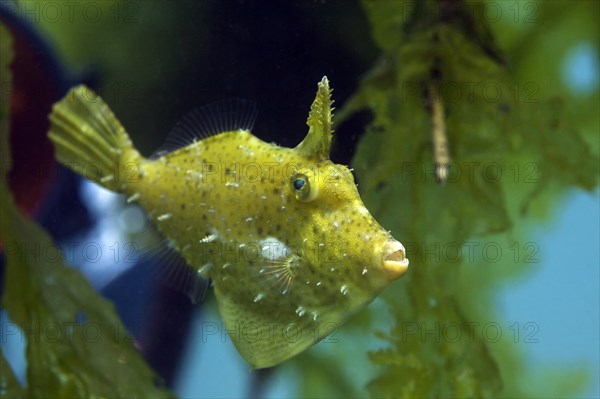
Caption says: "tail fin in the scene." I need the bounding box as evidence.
[48,85,142,192]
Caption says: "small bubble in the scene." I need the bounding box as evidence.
[200,233,218,243]
[157,213,172,221]
[126,192,140,203]
[198,263,212,274]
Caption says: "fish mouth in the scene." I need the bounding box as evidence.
[382,241,409,278]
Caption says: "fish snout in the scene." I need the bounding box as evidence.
[381,240,409,279]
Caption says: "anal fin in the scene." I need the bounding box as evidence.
[136,222,209,304]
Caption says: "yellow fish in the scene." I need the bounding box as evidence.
[48,77,409,368]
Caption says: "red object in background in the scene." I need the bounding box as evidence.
[1,7,67,218]
[7,31,59,215]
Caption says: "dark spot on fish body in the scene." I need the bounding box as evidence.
[257,227,263,235]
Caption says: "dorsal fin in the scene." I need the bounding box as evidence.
[151,98,257,158]
[295,76,334,160]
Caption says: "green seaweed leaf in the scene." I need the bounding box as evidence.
[336,1,599,397]
[0,23,174,399]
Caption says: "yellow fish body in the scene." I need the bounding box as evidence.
[48,77,409,368]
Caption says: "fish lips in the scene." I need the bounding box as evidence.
[380,240,409,279]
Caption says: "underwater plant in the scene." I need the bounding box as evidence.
[1,1,598,398]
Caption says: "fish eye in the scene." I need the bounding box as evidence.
[291,173,318,202]
[293,177,305,190]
